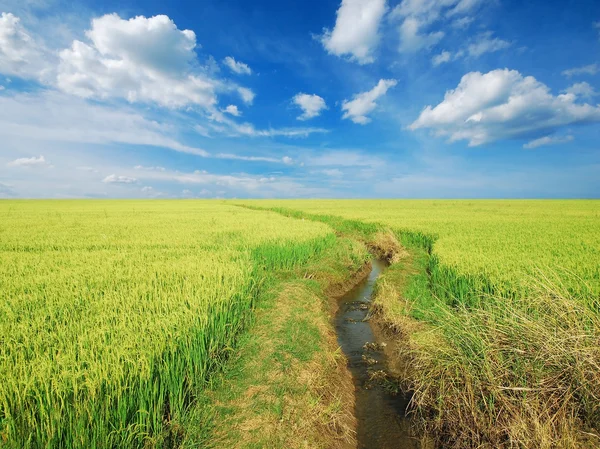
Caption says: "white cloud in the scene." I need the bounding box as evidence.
[431,32,511,66]
[215,153,284,163]
[0,91,210,156]
[76,166,99,173]
[0,12,50,79]
[562,64,598,78]
[398,17,444,52]
[321,0,387,64]
[432,50,451,66]
[7,154,49,167]
[595,21,600,39]
[203,110,328,138]
[451,16,474,29]
[128,167,326,197]
[410,69,600,146]
[282,156,293,165]
[223,104,241,116]
[305,150,385,168]
[237,86,255,105]
[342,79,397,124]
[228,123,328,138]
[56,14,248,109]
[322,168,343,177]
[523,135,574,149]
[392,0,484,53]
[223,56,252,75]
[293,93,327,120]
[564,82,596,99]
[467,32,511,57]
[134,165,166,171]
[0,85,4,90]
[102,174,137,184]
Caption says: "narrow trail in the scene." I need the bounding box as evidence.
[335,258,419,449]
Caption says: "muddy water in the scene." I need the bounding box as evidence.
[335,259,418,449]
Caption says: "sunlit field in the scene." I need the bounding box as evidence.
[241,200,600,296]
[236,199,600,448]
[1,199,599,449]
[0,200,334,448]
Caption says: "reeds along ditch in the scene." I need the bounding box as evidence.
[236,201,600,448]
[400,257,600,448]
[0,201,336,449]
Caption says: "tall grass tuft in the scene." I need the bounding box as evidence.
[405,270,600,448]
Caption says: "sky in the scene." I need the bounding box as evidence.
[0,0,599,199]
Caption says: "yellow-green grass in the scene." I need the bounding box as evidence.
[0,200,335,449]
[236,200,600,447]
[236,200,600,298]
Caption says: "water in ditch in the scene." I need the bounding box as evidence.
[335,258,419,449]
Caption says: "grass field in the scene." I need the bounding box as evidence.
[237,200,600,448]
[1,199,599,448]
[0,201,336,448]
[238,200,600,296]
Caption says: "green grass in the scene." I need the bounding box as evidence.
[0,200,336,449]
[236,200,600,297]
[236,200,600,448]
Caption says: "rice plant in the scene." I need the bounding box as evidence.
[0,200,334,449]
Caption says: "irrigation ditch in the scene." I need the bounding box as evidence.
[228,203,430,449]
[332,257,420,449]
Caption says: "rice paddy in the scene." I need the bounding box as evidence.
[240,200,600,296]
[0,200,334,448]
[1,199,599,448]
[237,199,600,448]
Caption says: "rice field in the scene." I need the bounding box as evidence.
[239,200,600,297]
[235,200,600,447]
[0,200,335,448]
[2,199,599,448]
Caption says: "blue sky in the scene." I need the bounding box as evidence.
[0,0,599,198]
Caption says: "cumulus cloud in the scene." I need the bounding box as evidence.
[7,155,49,167]
[562,63,598,78]
[57,14,249,109]
[564,82,596,99]
[0,12,49,79]
[342,79,397,124]
[321,0,387,64]
[523,135,574,149]
[223,56,252,75]
[293,93,327,120]
[392,0,484,53]
[223,104,241,116]
[102,174,137,184]
[410,69,600,146]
